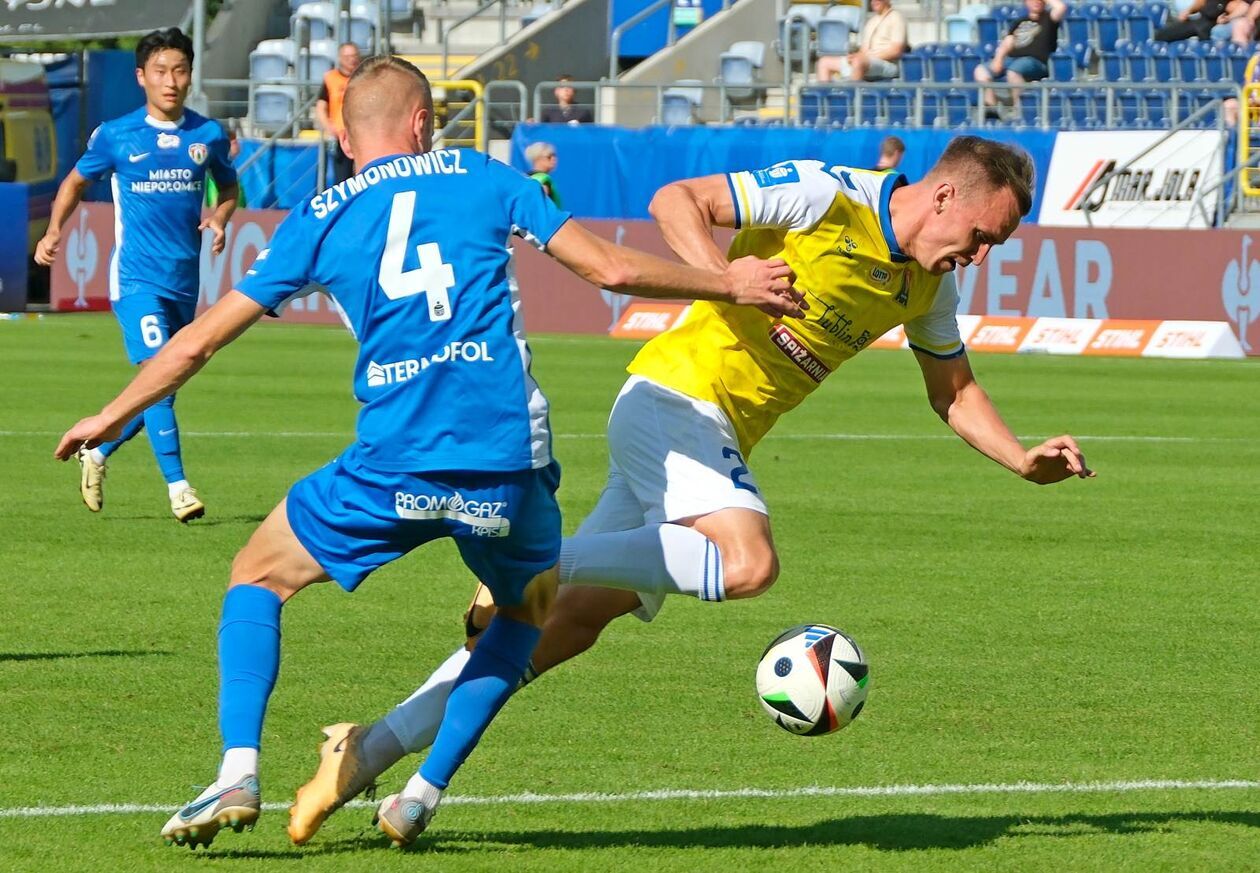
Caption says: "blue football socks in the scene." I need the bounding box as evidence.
[95,413,145,459]
[143,394,186,484]
[218,585,282,752]
[418,615,540,789]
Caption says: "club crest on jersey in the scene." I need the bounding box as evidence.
[870,266,890,284]
[188,143,208,165]
[895,272,911,307]
[157,132,180,149]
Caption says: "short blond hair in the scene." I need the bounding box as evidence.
[342,55,432,137]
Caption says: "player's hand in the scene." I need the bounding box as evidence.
[1018,434,1095,485]
[200,216,228,255]
[723,256,807,318]
[53,415,123,462]
[34,232,60,267]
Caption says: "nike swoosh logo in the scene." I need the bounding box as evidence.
[178,787,231,820]
[158,428,176,437]
[129,153,150,163]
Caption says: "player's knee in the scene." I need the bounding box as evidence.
[722,549,779,599]
[229,551,301,603]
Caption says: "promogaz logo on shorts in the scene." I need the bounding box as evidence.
[395,491,511,537]
[366,341,495,387]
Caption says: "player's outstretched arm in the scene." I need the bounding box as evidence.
[54,291,267,460]
[34,169,92,266]
[545,219,805,318]
[914,350,1094,484]
[649,175,738,273]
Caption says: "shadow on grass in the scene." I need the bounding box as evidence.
[0,649,173,663]
[417,810,1260,854]
[101,514,268,525]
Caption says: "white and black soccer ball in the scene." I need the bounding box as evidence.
[756,624,869,736]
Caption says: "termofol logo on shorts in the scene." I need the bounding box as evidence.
[366,342,495,387]
[769,324,831,383]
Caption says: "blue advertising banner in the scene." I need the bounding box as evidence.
[511,124,1059,221]
[0,183,30,311]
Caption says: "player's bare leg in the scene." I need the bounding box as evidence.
[374,567,558,847]
[162,499,330,849]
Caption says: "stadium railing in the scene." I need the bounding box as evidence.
[1242,82,1260,197]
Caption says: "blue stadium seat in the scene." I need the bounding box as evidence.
[1144,0,1170,27]
[825,89,853,124]
[920,91,945,126]
[249,39,296,81]
[1101,52,1125,80]
[1143,90,1169,125]
[778,4,824,62]
[1065,15,1091,47]
[855,90,882,125]
[977,16,1000,44]
[885,88,913,125]
[1124,42,1152,81]
[1117,88,1143,125]
[662,81,704,125]
[292,1,337,41]
[816,19,854,57]
[954,43,983,76]
[945,88,977,125]
[1148,41,1176,81]
[1096,16,1123,50]
[900,52,927,82]
[930,51,958,83]
[799,87,823,123]
[1226,43,1251,84]
[1195,40,1228,81]
[1050,52,1075,81]
[1173,40,1201,82]
[994,4,1023,25]
[1066,41,1094,70]
[1062,88,1093,127]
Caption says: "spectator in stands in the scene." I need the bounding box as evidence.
[974,0,1066,117]
[875,135,905,170]
[526,141,563,207]
[315,42,361,184]
[1155,0,1256,46]
[206,125,247,208]
[816,0,908,83]
[540,74,593,124]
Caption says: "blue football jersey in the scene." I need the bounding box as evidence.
[75,107,236,303]
[237,149,572,475]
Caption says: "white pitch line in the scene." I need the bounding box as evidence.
[0,431,1247,443]
[2,779,1257,820]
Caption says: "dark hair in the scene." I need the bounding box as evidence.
[879,135,906,156]
[932,135,1035,216]
[135,27,194,70]
[556,73,574,82]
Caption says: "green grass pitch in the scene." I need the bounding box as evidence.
[0,314,1257,872]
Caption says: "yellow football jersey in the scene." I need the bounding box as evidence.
[628,160,963,456]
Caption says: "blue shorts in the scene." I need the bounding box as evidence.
[986,56,1049,82]
[286,446,562,604]
[112,292,197,365]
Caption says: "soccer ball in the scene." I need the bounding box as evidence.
[756,624,869,736]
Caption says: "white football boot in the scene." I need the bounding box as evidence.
[170,486,205,523]
[77,446,106,512]
[161,775,260,849]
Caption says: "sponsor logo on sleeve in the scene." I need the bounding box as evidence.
[752,164,800,188]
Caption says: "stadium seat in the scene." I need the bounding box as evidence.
[252,84,300,133]
[1148,41,1175,81]
[799,86,824,123]
[250,38,297,81]
[521,1,560,28]
[1123,42,1152,82]
[816,19,854,57]
[349,2,378,51]
[1226,42,1251,84]
[1173,41,1201,82]
[1096,15,1123,51]
[1117,88,1143,125]
[885,87,912,125]
[292,1,338,41]
[1101,52,1125,81]
[929,47,958,82]
[1065,17,1091,49]
[856,89,881,125]
[953,43,983,77]
[1195,40,1228,81]
[823,3,864,32]
[900,51,926,82]
[824,88,853,124]
[302,38,338,80]
[977,16,1000,45]
[661,80,704,125]
[777,4,824,63]
[718,41,766,107]
[1050,51,1075,81]
[1143,90,1169,125]
[944,88,974,125]
[1144,0,1170,26]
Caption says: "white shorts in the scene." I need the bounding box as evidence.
[578,376,769,622]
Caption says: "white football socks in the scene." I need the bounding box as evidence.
[558,523,725,602]
[217,747,258,786]
[89,448,107,466]
[167,479,191,499]
[402,772,444,809]
[384,646,471,754]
